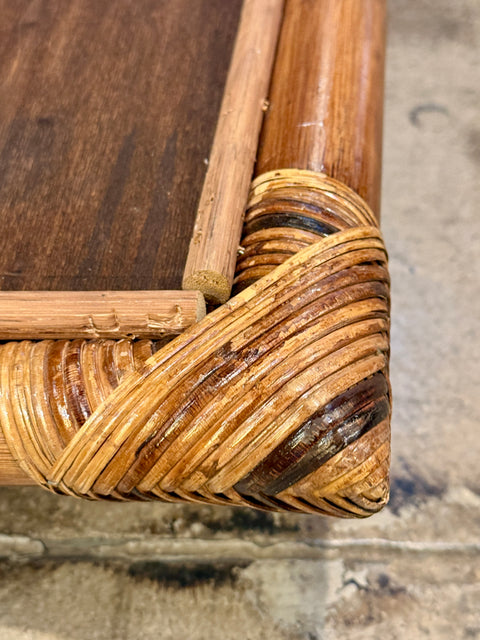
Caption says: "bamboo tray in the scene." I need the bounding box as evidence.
[0,0,390,517]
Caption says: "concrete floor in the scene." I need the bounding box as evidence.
[0,0,479,638]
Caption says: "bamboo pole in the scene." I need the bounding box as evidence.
[0,291,205,340]
[255,0,386,215]
[234,0,386,291]
[182,0,284,305]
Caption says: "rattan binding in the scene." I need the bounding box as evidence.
[0,171,390,517]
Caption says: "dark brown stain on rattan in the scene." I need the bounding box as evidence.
[235,372,390,497]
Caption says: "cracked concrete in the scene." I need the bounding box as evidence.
[0,0,479,638]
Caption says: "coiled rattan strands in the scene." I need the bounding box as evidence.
[231,171,390,514]
[235,170,377,292]
[0,213,390,515]
[0,339,154,497]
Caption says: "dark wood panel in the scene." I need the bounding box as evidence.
[0,0,242,291]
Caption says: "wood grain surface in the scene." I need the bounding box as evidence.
[0,0,242,292]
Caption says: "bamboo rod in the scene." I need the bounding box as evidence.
[234,0,386,291]
[229,0,390,513]
[255,0,386,216]
[182,0,284,305]
[0,291,205,340]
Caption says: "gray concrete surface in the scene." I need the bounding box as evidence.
[0,0,479,638]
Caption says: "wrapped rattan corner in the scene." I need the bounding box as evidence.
[0,223,390,515]
[0,0,390,517]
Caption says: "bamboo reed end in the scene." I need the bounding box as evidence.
[183,270,231,305]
